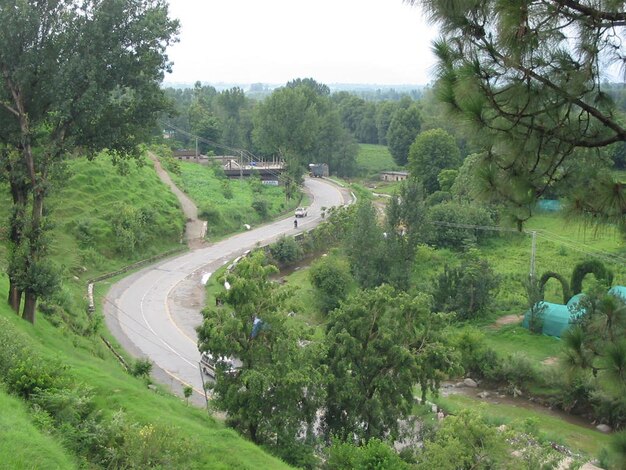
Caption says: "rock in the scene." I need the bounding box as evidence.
[596,424,612,433]
[511,450,523,458]
[431,404,438,413]
[455,381,465,388]
[463,378,478,388]
[148,384,157,392]
[580,462,604,470]
[477,391,490,399]
[497,424,507,432]
[512,387,523,397]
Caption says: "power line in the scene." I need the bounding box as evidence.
[161,121,295,185]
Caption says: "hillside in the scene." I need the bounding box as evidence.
[0,155,290,469]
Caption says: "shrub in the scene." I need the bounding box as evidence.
[309,256,353,313]
[252,198,270,219]
[433,254,500,321]
[130,358,153,378]
[269,236,303,266]
[426,201,495,250]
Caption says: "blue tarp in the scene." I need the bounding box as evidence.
[536,199,562,212]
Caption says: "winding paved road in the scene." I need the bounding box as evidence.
[104,177,352,402]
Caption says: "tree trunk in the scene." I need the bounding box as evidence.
[6,158,28,313]
[8,282,22,313]
[22,290,37,324]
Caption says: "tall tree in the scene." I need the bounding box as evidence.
[344,200,388,288]
[196,252,324,466]
[411,0,626,228]
[324,285,457,442]
[0,0,178,322]
[386,100,421,166]
[408,128,461,194]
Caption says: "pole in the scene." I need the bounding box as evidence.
[195,137,198,160]
[529,230,537,281]
[198,362,211,416]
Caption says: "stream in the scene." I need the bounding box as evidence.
[441,382,598,430]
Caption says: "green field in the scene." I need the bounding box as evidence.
[357,143,401,177]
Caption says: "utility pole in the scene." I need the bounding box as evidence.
[529,230,537,281]
[195,137,198,161]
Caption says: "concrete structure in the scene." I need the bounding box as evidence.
[381,171,409,182]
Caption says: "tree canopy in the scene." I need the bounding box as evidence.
[412,0,626,228]
[0,0,179,322]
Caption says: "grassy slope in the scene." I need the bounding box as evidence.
[46,156,185,278]
[0,155,290,468]
[170,161,298,238]
[0,389,78,470]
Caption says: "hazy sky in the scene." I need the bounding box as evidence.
[164,0,439,86]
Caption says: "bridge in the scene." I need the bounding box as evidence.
[172,150,285,181]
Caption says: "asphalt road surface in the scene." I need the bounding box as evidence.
[104,177,352,402]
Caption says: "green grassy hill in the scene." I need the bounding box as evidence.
[0,154,291,469]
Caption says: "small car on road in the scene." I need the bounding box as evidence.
[295,207,308,218]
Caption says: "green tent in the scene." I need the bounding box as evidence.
[523,287,626,337]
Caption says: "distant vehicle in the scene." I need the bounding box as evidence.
[200,352,239,378]
[309,163,328,178]
[295,207,308,218]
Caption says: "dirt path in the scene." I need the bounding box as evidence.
[148,152,207,248]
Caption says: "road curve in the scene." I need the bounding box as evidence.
[104,177,352,400]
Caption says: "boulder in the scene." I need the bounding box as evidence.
[463,378,478,388]
[477,391,490,399]
[596,424,612,433]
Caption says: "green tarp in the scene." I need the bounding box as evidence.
[522,286,626,338]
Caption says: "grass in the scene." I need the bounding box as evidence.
[0,274,291,469]
[0,388,78,469]
[0,152,293,468]
[434,394,611,457]
[356,143,401,178]
[169,161,299,239]
[482,325,562,363]
[46,155,185,280]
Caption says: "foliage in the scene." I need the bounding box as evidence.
[268,236,303,267]
[426,201,496,250]
[325,438,409,470]
[196,251,324,465]
[407,129,461,194]
[324,285,458,441]
[0,0,179,322]
[412,0,626,228]
[130,358,153,378]
[386,100,421,166]
[571,259,614,295]
[415,409,510,470]
[453,327,500,380]
[344,200,388,288]
[538,271,571,304]
[309,256,354,313]
[433,252,500,321]
[253,79,358,177]
[563,286,626,427]
[251,198,270,219]
[525,276,547,334]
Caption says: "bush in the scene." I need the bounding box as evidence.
[488,353,538,393]
[130,358,153,378]
[252,198,270,219]
[309,256,353,313]
[433,254,500,321]
[426,201,495,250]
[453,328,500,380]
[198,203,223,226]
[269,236,303,266]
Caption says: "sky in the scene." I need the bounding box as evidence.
[164,0,440,87]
